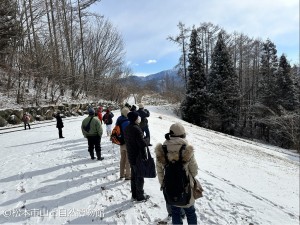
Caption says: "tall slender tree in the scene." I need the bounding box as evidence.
[207,32,240,134]
[257,39,278,111]
[181,28,207,126]
[276,54,298,111]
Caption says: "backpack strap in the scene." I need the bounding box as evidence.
[162,144,186,163]
[178,144,186,162]
[162,145,169,164]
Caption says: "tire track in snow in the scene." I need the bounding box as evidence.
[201,168,298,220]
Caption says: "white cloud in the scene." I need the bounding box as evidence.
[145,60,157,64]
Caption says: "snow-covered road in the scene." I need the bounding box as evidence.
[0,105,299,225]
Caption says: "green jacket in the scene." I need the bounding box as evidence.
[81,116,103,138]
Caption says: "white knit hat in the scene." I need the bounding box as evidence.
[138,103,144,108]
[169,122,186,136]
[121,107,130,117]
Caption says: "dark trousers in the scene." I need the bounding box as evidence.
[171,205,197,225]
[143,126,150,140]
[24,123,30,130]
[130,165,145,200]
[58,127,63,138]
[87,136,101,159]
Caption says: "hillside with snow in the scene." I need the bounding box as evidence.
[0,105,299,225]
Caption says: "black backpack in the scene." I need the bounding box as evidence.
[162,144,191,206]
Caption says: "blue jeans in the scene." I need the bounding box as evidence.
[171,205,197,225]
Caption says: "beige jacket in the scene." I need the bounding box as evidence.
[155,137,198,207]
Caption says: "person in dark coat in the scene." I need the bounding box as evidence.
[103,109,114,136]
[55,111,64,138]
[130,104,137,112]
[124,111,150,202]
[137,103,151,145]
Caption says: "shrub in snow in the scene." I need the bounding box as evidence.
[0,116,8,127]
[45,110,54,120]
[7,115,21,125]
[35,115,44,121]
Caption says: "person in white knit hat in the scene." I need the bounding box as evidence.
[155,122,198,225]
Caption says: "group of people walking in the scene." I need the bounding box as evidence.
[24,103,199,224]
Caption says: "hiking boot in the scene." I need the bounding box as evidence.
[91,157,96,160]
[136,194,150,202]
[97,157,104,161]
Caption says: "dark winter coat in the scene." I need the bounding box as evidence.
[56,114,64,128]
[103,111,114,125]
[137,108,150,128]
[124,123,149,165]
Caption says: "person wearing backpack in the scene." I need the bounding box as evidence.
[124,111,150,202]
[155,122,198,225]
[81,108,104,160]
[115,106,131,180]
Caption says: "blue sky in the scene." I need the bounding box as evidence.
[90,0,299,76]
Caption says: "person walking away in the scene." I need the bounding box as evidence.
[81,108,104,160]
[103,109,114,136]
[97,106,103,124]
[116,107,131,180]
[55,111,64,138]
[137,103,151,145]
[155,122,198,225]
[22,112,31,130]
[124,111,150,202]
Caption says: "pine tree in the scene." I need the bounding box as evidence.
[276,54,298,111]
[207,33,240,134]
[181,28,208,126]
[0,0,19,59]
[257,39,279,112]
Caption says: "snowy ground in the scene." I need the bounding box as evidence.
[0,105,299,225]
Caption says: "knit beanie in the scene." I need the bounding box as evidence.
[170,122,186,136]
[88,108,95,115]
[165,122,186,140]
[121,107,130,117]
[138,103,144,109]
[127,111,139,123]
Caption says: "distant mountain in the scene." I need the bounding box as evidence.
[123,69,184,92]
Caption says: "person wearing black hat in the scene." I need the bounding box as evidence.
[124,111,150,202]
[137,103,151,145]
[55,111,64,138]
[81,107,104,160]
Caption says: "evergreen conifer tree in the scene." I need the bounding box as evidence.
[257,39,279,112]
[207,33,240,134]
[181,28,208,126]
[276,54,298,111]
